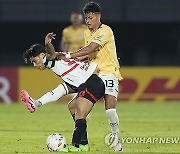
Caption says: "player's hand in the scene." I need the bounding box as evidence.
[56,52,66,60]
[75,55,89,62]
[45,32,56,45]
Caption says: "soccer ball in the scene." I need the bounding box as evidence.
[46,133,66,152]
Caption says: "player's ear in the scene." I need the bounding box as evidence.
[96,13,101,19]
[40,52,45,57]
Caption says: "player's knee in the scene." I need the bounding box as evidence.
[76,106,88,119]
[76,111,86,119]
[105,101,116,109]
[68,100,76,115]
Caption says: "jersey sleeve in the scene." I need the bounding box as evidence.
[62,28,69,43]
[91,27,112,46]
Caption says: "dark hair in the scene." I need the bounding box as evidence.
[23,44,45,63]
[83,2,101,14]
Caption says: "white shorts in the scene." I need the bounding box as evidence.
[98,74,119,98]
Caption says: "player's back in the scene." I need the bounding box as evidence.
[44,57,97,87]
[62,24,87,52]
[84,24,122,80]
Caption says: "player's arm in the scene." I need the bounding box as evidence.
[45,32,56,60]
[76,55,89,62]
[66,42,100,59]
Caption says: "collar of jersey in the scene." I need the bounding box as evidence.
[43,56,56,69]
[90,23,103,34]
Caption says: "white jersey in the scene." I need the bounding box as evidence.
[43,57,97,87]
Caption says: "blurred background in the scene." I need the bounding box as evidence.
[0,0,180,103]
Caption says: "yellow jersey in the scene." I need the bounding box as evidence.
[84,24,123,80]
[62,24,87,52]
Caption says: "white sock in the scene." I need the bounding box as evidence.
[37,83,69,106]
[106,108,119,136]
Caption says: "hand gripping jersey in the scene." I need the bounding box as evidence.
[43,57,97,87]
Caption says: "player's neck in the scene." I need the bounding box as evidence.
[72,24,81,29]
[90,22,102,33]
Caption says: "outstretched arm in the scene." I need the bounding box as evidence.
[57,42,100,60]
[67,42,100,59]
[45,32,56,60]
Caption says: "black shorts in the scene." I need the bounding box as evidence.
[77,74,105,104]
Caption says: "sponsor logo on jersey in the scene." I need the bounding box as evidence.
[93,34,104,42]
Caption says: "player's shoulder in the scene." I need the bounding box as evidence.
[63,25,73,32]
[84,28,90,36]
[100,24,113,32]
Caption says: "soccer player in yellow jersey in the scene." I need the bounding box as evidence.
[60,12,87,52]
[62,2,123,152]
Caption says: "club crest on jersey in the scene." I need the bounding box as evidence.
[93,34,104,42]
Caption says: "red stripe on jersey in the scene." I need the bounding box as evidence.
[61,64,79,77]
[85,88,98,102]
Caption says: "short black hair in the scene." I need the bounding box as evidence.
[23,44,45,64]
[83,2,101,14]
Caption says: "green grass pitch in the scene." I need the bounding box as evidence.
[0,102,180,153]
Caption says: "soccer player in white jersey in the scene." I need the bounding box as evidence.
[22,33,105,152]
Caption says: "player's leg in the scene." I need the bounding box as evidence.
[105,94,123,152]
[68,94,92,121]
[100,75,122,151]
[21,83,69,113]
[105,95,118,136]
[105,94,119,136]
[69,74,105,152]
[70,97,93,150]
[104,94,119,136]
[68,94,89,148]
[62,97,93,152]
